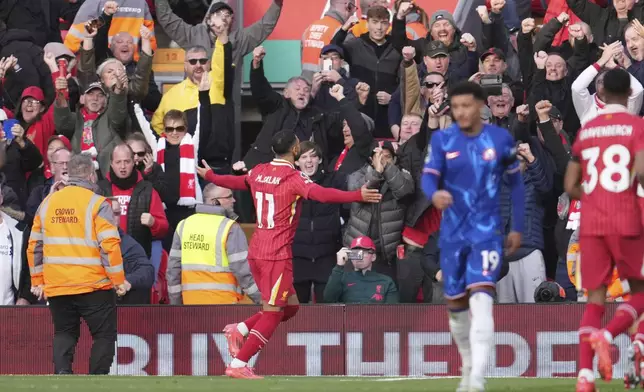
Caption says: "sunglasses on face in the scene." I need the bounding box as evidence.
[133,151,146,157]
[187,58,208,65]
[423,82,442,89]
[165,126,187,134]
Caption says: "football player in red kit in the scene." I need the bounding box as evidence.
[197,130,382,379]
[564,68,644,392]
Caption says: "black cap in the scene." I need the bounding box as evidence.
[549,106,562,120]
[424,41,448,58]
[209,2,234,15]
[321,44,344,59]
[480,47,506,62]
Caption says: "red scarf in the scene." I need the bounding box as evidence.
[80,108,99,157]
[156,134,198,206]
[335,147,349,171]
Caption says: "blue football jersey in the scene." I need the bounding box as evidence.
[423,123,519,248]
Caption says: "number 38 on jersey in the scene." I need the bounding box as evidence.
[581,144,644,196]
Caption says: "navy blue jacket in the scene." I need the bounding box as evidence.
[119,228,155,290]
[500,138,553,261]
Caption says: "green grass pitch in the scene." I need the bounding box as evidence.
[0,376,632,391]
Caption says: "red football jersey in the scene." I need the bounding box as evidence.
[245,158,315,261]
[572,108,644,236]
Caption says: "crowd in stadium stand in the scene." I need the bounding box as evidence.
[0,0,640,306]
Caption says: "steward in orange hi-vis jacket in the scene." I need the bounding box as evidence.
[567,228,630,302]
[27,154,125,375]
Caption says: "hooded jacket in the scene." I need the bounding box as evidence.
[0,28,54,110]
[154,0,281,92]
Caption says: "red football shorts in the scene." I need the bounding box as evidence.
[579,235,644,290]
[248,258,296,307]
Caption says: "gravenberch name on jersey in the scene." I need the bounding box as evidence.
[255,174,281,185]
[579,125,633,140]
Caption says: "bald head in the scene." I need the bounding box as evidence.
[112,32,135,63]
[203,183,236,212]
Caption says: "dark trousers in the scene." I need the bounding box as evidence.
[294,281,327,303]
[48,289,117,375]
[396,244,435,303]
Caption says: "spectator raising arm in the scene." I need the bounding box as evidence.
[154,0,282,60]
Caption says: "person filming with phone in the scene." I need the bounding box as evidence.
[323,236,399,304]
[310,45,361,111]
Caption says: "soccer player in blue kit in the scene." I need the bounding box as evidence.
[421,82,525,392]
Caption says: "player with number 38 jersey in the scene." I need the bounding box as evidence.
[565,69,644,392]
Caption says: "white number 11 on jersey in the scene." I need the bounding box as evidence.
[255,192,275,229]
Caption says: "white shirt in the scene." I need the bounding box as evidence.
[571,64,644,126]
[0,221,15,305]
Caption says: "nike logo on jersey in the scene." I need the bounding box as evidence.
[446,151,460,159]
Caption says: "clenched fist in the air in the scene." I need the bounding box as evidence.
[356,82,370,106]
[533,51,548,69]
[402,46,416,62]
[396,1,415,20]
[521,18,535,34]
[490,0,506,14]
[534,100,552,121]
[252,46,266,69]
[476,6,491,24]
[329,84,345,101]
[460,33,476,52]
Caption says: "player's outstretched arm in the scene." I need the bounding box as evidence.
[197,160,249,191]
[563,159,583,201]
[305,183,382,204]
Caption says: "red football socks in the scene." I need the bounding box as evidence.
[243,312,263,331]
[282,305,300,322]
[236,311,284,363]
[579,303,605,371]
[605,293,644,339]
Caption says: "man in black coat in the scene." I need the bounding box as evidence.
[0,22,54,109]
[244,46,370,170]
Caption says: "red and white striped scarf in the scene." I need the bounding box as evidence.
[156,133,201,206]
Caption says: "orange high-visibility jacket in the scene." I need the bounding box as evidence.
[567,228,629,301]
[28,184,125,298]
[301,14,344,79]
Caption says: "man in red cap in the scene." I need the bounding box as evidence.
[323,235,399,304]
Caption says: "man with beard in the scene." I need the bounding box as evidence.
[98,144,168,259]
[391,4,478,89]
[571,41,644,126]
[244,46,371,169]
[152,45,218,135]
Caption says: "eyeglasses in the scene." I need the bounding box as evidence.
[165,126,187,134]
[187,58,208,65]
[133,151,146,157]
[423,82,442,89]
[23,98,42,106]
[347,2,357,11]
[214,10,233,18]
